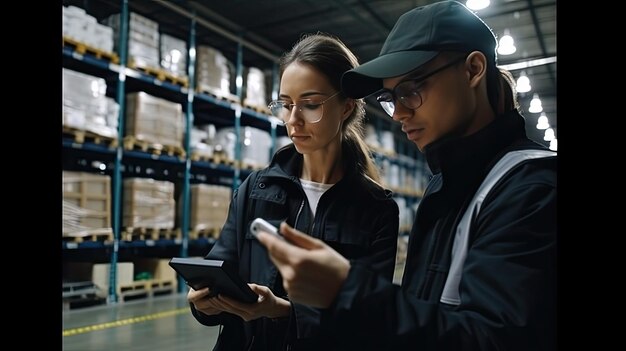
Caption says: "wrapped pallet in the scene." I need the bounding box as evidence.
[125,92,184,148]
[160,33,187,78]
[63,5,114,53]
[62,171,112,237]
[107,12,160,68]
[178,184,231,233]
[123,178,175,229]
[243,67,267,109]
[195,45,232,98]
[63,68,119,138]
[213,126,272,168]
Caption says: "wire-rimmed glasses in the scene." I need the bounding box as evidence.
[268,91,340,125]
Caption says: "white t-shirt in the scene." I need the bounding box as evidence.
[299,178,334,217]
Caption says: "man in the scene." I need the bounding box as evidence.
[257,1,557,350]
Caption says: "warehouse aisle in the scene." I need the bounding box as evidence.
[62,258,406,350]
[62,293,219,350]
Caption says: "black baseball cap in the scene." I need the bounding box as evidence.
[342,0,497,98]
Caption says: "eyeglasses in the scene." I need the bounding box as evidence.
[375,56,467,117]
[268,91,340,125]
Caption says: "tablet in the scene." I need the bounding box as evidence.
[168,257,258,303]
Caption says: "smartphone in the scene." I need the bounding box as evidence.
[250,218,284,241]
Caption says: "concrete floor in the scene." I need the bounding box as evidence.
[62,260,405,350]
[62,293,220,351]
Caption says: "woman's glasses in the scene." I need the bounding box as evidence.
[268,91,340,125]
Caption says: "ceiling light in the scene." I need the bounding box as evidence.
[549,139,557,151]
[528,93,543,113]
[543,128,555,141]
[497,29,516,55]
[466,0,490,10]
[536,112,549,130]
[516,70,531,93]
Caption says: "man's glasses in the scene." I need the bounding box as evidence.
[268,91,340,125]
[375,56,467,117]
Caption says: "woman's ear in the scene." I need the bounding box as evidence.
[465,51,487,88]
[342,98,355,121]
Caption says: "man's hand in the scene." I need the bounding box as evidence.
[257,222,350,308]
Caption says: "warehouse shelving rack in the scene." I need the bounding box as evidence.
[62,0,286,303]
[62,0,428,305]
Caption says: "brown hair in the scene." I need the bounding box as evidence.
[486,63,520,114]
[279,33,381,183]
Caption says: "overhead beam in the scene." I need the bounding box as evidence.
[185,2,285,56]
[526,0,556,86]
[498,55,556,71]
[154,1,280,62]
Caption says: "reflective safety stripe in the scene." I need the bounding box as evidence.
[440,150,556,305]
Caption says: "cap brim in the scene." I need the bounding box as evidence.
[342,50,439,98]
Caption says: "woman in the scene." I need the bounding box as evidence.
[187,33,399,351]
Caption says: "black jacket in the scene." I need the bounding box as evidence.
[320,111,557,350]
[191,144,399,351]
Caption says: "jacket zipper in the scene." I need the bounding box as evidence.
[246,335,255,351]
[294,199,305,230]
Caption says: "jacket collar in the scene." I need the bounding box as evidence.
[264,144,359,181]
[423,110,528,188]
[261,144,390,199]
[264,144,304,181]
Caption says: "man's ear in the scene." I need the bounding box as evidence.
[465,51,488,88]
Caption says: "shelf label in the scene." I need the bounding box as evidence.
[66,243,78,249]
[145,240,155,246]
[72,52,83,60]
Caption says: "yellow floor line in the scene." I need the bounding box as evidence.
[63,307,189,337]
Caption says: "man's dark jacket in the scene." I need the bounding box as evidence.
[191,144,399,350]
[321,111,557,350]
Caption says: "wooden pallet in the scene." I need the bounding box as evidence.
[190,152,235,167]
[243,102,271,115]
[239,161,265,171]
[118,281,150,301]
[118,279,176,301]
[63,126,118,148]
[121,227,180,241]
[63,36,119,63]
[62,229,114,243]
[122,136,186,158]
[128,59,189,87]
[218,157,237,167]
[189,227,221,240]
[196,86,240,104]
[63,294,106,310]
[189,152,215,163]
[62,281,107,310]
[149,279,176,297]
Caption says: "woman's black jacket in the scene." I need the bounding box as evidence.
[191,145,399,350]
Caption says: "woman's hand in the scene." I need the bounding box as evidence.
[188,284,291,321]
[215,283,290,321]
